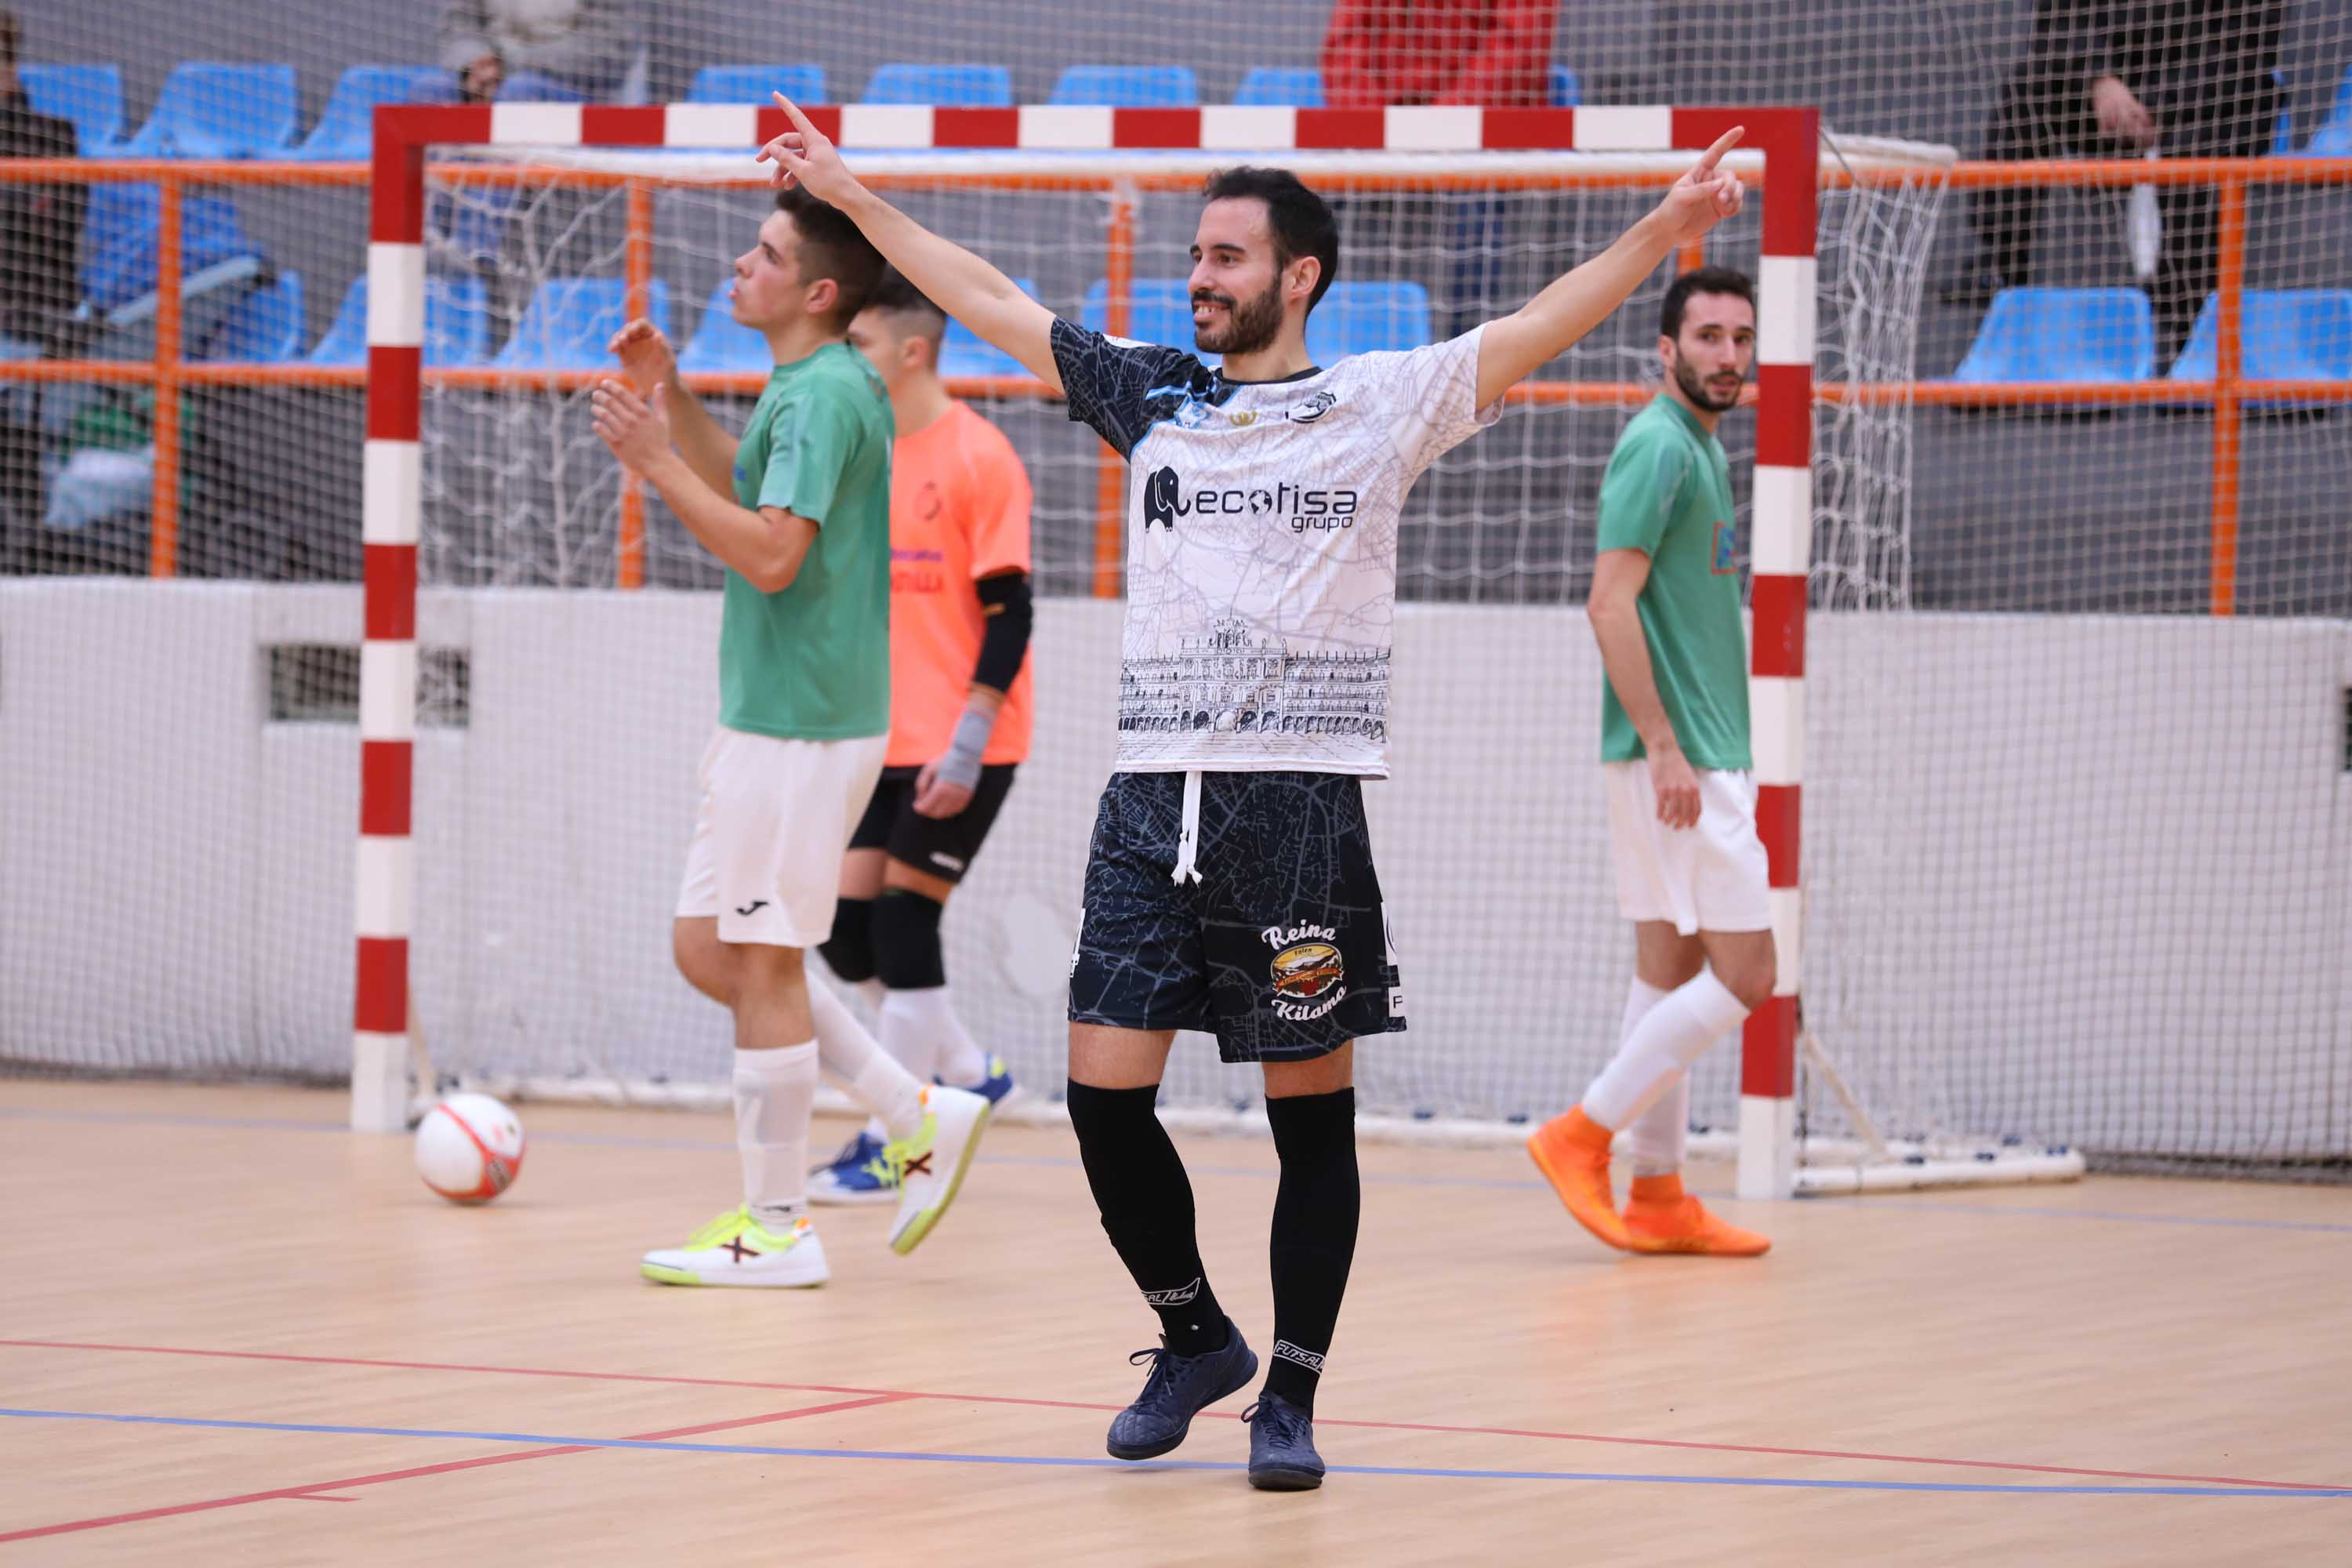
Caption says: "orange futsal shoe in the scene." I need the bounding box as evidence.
[1623,1174,1772,1257]
[1527,1107,1631,1250]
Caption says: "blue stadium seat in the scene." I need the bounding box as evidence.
[2165,290,2352,403]
[296,66,457,161]
[1306,280,1432,361]
[1080,278,1212,361]
[307,274,490,367]
[492,277,670,368]
[1947,288,2155,383]
[1550,64,1582,107]
[1047,65,1198,107]
[78,183,266,314]
[194,271,304,361]
[2299,66,2352,156]
[861,64,1014,106]
[938,278,1040,378]
[1233,67,1324,107]
[22,64,125,155]
[123,62,299,159]
[676,276,768,373]
[689,64,826,104]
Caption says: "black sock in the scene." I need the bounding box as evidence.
[1065,1080,1227,1356]
[1263,1087,1359,1414]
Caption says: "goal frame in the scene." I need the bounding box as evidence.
[354,101,1820,1199]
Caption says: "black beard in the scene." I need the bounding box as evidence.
[1674,354,1743,413]
[1193,280,1286,357]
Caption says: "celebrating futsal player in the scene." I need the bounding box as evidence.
[1526,265,1777,1258]
[757,93,1744,1487]
[592,189,992,1290]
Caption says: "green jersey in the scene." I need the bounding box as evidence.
[718,341,894,741]
[1595,394,1751,770]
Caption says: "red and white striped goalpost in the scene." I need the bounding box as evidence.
[353,102,1818,1200]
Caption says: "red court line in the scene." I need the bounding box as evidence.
[3,1337,2336,1494]
[0,1393,903,1544]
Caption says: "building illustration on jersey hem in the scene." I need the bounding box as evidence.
[1119,618,1387,741]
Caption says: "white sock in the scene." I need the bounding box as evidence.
[879,986,948,1086]
[1581,969,1749,1131]
[1613,978,1689,1177]
[807,971,926,1142]
[937,987,991,1087]
[734,1042,818,1228]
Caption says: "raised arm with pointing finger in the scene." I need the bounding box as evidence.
[755,93,1743,405]
[759,95,1065,394]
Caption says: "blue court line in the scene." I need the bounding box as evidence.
[7,1105,2346,1232]
[2,1408,2344,1499]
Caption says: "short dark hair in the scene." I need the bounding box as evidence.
[1200,166,1339,314]
[1661,265,1756,339]
[867,267,947,339]
[775,186,885,329]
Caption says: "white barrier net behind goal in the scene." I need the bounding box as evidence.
[400,139,1956,1158]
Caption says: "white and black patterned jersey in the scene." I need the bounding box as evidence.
[1051,316,1499,778]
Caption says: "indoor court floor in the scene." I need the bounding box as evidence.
[2,1080,2345,1563]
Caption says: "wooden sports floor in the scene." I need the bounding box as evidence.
[2,1080,2345,1564]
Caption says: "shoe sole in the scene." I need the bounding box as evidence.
[888,1097,992,1257]
[1105,1346,1260,1461]
[807,1185,898,1207]
[1247,1462,1325,1491]
[1525,1135,1632,1251]
[639,1262,829,1287]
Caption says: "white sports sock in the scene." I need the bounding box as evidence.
[807,971,925,1142]
[879,986,948,1086]
[735,1041,818,1227]
[1611,978,1689,1176]
[1581,969,1749,1131]
[936,985,991,1087]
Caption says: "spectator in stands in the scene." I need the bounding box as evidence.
[1319,0,1563,336]
[441,0,639,103]
[1959,0,2286,367]
[0,8,84,550]
[1319,0,1558,110]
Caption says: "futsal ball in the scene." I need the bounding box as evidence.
[414,1094,526,1203]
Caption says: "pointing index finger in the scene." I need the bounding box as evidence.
[772,91,818,136]
[1692,125,1744,174]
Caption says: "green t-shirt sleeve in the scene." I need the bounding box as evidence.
[756,385,862,525]
[1595,423,1694,558]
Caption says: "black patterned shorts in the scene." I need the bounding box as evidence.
[1068,770,1405,1063]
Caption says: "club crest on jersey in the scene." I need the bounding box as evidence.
[1287,390,1338,423]
[1226,408,1258,426]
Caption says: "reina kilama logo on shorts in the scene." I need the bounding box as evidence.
[1264,923,1348,1023]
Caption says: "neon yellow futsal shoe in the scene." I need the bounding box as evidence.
[641,1205,829,1287]
[883,1085,991,1256]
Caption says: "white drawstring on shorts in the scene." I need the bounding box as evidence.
[1171,769,1203,886]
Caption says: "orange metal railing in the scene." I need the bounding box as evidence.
[1,154,2346,612]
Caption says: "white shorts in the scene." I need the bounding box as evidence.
[677,726,888,948]
[1602,759,1772,936]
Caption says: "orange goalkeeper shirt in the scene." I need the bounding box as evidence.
[884,400,1035,769]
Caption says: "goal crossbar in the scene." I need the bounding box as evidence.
[358,103,1822,1197]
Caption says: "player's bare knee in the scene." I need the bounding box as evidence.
[1264,1042,1354,1099]
[672,919,731,1003]
[1718,953,1777,1013]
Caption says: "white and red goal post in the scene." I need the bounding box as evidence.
[354,102,1818,1196]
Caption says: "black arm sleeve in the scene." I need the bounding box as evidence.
[971,571,1033,694]
[1048,315,1212,458]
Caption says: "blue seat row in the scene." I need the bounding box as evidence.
[20,58,1594,161]
[190,273,1436,369]
[1947,287,2352,392]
